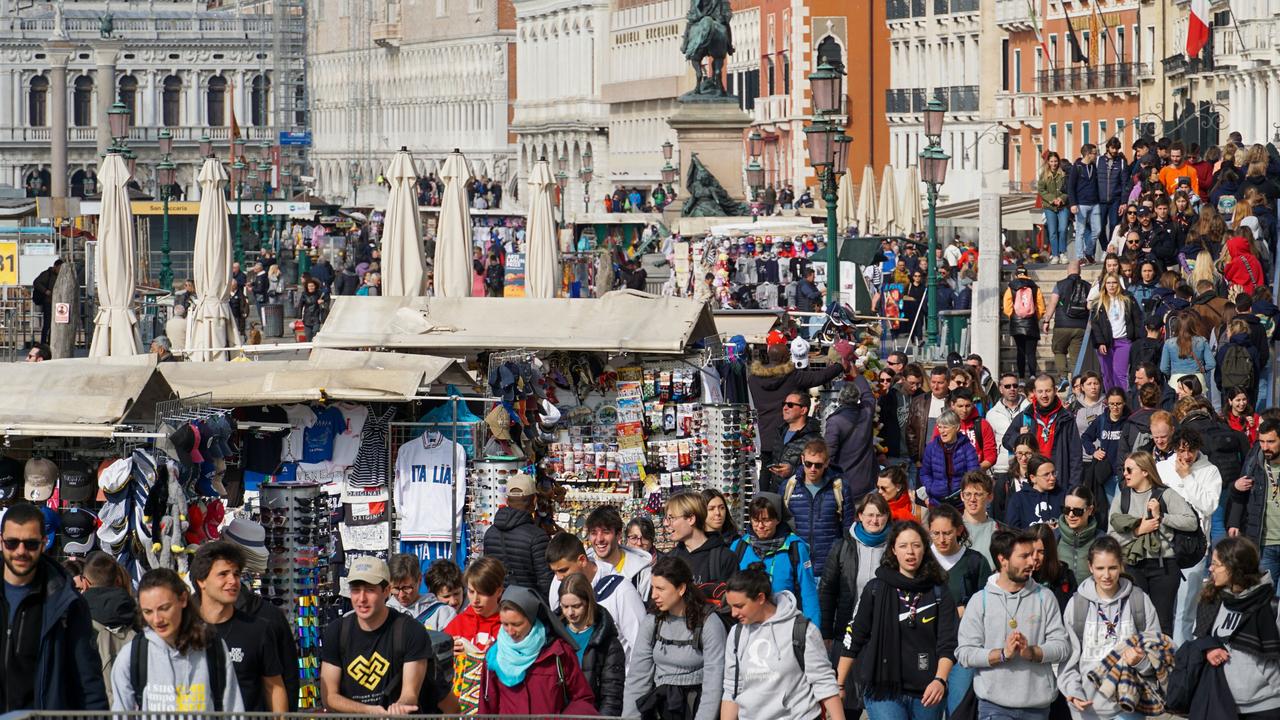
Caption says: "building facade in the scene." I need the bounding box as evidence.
[307,0,516,206]
[0,1,285,199]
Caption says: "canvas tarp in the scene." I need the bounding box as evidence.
[714,313,780,344]
[313,290,717,354]
[158,349,472,406]
[0,355,170,430]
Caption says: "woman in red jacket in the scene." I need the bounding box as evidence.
[479,586,598,716]
[1223,231,1265,296]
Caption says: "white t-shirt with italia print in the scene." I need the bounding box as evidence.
[394,432,467,542]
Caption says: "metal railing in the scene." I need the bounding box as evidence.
[886,88,913,114]
[887,0,910,20]
[1035,63,1145,94]
[947,85,979,113]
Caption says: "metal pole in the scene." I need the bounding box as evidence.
[234,183,244,266]
[261,182,270,257]
[160,187,172,290]
[823,167,839,300]
[583,181,589,213]
[926,183,939,347]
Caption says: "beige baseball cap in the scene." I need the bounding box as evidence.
[506,473,535,498]
[346,556,390,586]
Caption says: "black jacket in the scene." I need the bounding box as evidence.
[1002,401,1084,490]
[565,608,626,716]
[747,360,843,456]
[667,534,740,587]
[82,587,137,629]
[1226,446,1273,546]
[1088,297,1142,346]
[818,536,876,640]
[32,267,57,307]
[333,270,361,296]
[297,289,327,327]
[776,416,822,473]
[483,507,553,598]
[236,583,300,712]
[0,556,107,711]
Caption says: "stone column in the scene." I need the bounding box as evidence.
[0,70,12,128]
[971,193,1002,370]
[94,41,123,156]
[46,42,73,198]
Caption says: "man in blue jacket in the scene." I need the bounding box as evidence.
[1067,143,1102,263]
[1097,137,1129,242]
[782,439,854,576]
[0,502,108,711]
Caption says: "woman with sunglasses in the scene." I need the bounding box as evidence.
[1058,536,1161,720]
[1108,451,1198,635]
[1057,486,1102,585]
[1081,389,1129,505]
[877,466,920,523]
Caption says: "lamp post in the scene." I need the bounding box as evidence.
[257,158,272,261]
[660,141,677,207]
[803,60,850,301]
[231,158,246,268]
[555,168,569,228]
[746,130,764,219]
[580,148,593,213]
[919,97,951,348]
[156,129,175,290]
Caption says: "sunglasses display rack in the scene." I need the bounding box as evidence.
[700,404,756,523]
[259,481,330,710]
[466,459,529,562]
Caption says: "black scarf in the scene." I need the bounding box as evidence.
[1218,579,1280,660]
[860,566,936,699]
[745,523,791,560]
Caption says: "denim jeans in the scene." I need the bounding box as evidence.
[1100,200,1121,243]
[1262,545,1280,597]
[865,693,943,720]
[977,699,1050,720]
[1043,207,1070,256]
[1074,204,1102,259]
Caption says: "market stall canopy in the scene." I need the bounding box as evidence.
[433,150,474,298]
[158,349,473,406]
[0,355,170,434]
[936,193,1039,231]
[855,165,877,237]
[714,312,780,344]
[314,290,718,354]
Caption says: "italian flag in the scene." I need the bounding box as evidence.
[1186,0,1211,58]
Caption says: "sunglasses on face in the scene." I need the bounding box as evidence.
[2,538,40,552]
[782,402,807,409]
[1001,383,1018,389]
[1064,506,1088,518]
[803,460,827,469]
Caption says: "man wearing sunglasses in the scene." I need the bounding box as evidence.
[0,502,107,711]
[987,372,1029,490]
[768,392,821,492]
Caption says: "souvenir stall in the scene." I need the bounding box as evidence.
[420,207,527,256]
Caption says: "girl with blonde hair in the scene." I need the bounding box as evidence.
[1089,272,1141,390]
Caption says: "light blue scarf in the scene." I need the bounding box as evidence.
[486,620,547,688]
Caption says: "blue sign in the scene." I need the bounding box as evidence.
[279,131,312,147]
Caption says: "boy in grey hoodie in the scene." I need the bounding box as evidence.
[956,530,1070,718]
[722,590,841,720]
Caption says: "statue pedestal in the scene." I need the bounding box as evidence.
[667,101,753,205]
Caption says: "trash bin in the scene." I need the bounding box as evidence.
[261,302,285,338]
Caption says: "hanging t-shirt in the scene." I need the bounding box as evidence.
[330,403,370,468]
[210,610,284,712]
[239,406,288,474]
[394,433,467,542]
[303,406,347,464]
[319,612,433,710]
[282,405,317,462]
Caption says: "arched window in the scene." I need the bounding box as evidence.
[73,75,93,127]
[162,76,182,127]
[118,75,138,126]
[28,76,48,127]
[207,76,227,126]
[816,36,845,74]
[251,74,271,126]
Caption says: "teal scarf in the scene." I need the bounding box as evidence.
[853,522,888,547]
[486,620,547,688]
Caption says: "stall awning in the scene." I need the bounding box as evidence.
[314,290,718,355]
[0,355,171,431]
[158,349,474,406]
[714,313,781,344]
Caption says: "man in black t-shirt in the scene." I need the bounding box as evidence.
[1043,259,1091,377]
[320,557,443,715]
[191,542,287,712]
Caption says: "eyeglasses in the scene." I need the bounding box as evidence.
[2,538,40,552]
[1064,506,1088,518]
[802,460,827,469]
[878,377,893,383]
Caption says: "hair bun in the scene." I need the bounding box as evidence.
[746,561,767,574]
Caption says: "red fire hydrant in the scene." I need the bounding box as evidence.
[293,319,307,343]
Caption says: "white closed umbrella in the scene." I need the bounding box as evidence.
[186,158,242,361]
[433,149,474,297]
[900,165,925,237]
[877,166,900,236]
[524,159,559,298]
[836,171,856,234]
[855,165,877,238]
[89,153,142,357]
[382,148,426,297]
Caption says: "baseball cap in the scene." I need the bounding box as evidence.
[99,457,132,494]
[59,461,97,503]
[506,473,535,499]
[0,457,22,502]
[765,329,787,346]
[790,337,811,369]
[24,458,59,502]
[39,506,60,552]
[347,556,391,586]
[168,423,203,466]
[61,508,99,555]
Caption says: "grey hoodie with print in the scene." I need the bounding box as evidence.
[723,591,839,720]
[109,628,245,712]
[956,576,1071,710]
[1058,577,1162,719]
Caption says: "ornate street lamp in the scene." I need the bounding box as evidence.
[156,157,177,289]
[919,139,951,348]
[748,130,764,159]
[579,151,593,214]
[745,158,764,221]
[257,159,273,261]
[661,140,673,162]
[804,114,849,301]
[123,148,137,176]
[108,100,129,152]
[199,131,213,158]
[923,97,947,140]
[232,159,246,268]
[555,168,569,227]
[157,128,173,157]
[810,61,842,116]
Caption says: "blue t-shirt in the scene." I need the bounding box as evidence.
[5,581,32,624]
[566,625,594,665]
[302,406,346,463]
[880,250,897,274]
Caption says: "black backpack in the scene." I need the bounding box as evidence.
[1219,343,1256,393]
[1064,277,1090,319]
[131,633,227,711]
[1120,486,1207,570]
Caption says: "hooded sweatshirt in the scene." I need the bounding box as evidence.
[587,544,654,601]
[1006,483,1066,530]
[1224,235,1265,295]
[84,587,138,705]
[956,577,1071,710]
[109,628,245,712]
[723,592,839,720]
[1156,452,1222,538]
[623,611,727,720]
[1058,578,1162,718]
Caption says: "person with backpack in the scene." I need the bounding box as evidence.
[729,493,821,628]
[387,554,458,631]
[1107,451,1200,636]
[1058,536,1163,720]
[837,520,958,720]
[545,533,647,661]
[1157,426,1223,646]
[110,568,244,712]
[556,573,626,716]
[1082,389,1131,504]
[721,563,844,720]
[585,505,654,601]
[1044,261,1092,391]
[483,253,505,297]
[665,492,741,606]
[319,557,445,715]
[1217,319,1262,402]
[1192,536,1280,719]
[783,439,854,577]
[81,552,138,706]
[1224,232,1265,297]
[1090,273,1142,391]
[1126,317,1165,387]
[920,410,981,508]
[955,529,1072,720]
[478,585,599,715]
[623,556,727,720]
[1160,309,1216,393]
[1003,265,1045,380]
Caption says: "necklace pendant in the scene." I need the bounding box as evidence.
[1008,619,1018,629]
